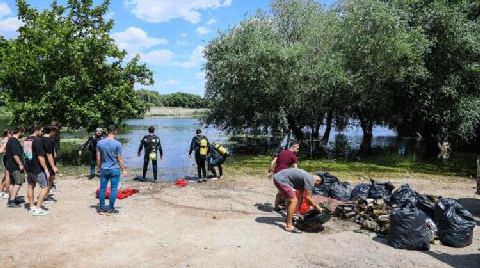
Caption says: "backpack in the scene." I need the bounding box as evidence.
[144,135,159,160]
[213,143,230,157]
[199,136,209,156]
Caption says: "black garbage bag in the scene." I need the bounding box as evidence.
[434,198,475,248]
[390,184,417,207]
[313,172,339,197]
[369,180,395,200]
[388,207,430,251]
[351,183,371,200]
[329,182,353,201]
[416,194,438,219]
[433,198,458,221]
[296,209,331,233]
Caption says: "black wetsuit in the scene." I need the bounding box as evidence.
[208,144,225,178]
[138,134,163,180]
[189,135,209,179]
[80,134,105,177]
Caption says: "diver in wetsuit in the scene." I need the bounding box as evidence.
[208,143,229,179]
[189,129,209,182]
[79,128,105,179]
[138,126,163,181]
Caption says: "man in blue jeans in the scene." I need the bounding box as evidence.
[96,125,125,214]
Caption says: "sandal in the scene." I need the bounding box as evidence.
[285,227,302,233]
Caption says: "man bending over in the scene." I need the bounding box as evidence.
[272,168,322,233]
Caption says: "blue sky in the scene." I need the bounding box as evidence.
[0,0,334,96]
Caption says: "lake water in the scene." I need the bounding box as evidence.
[120,118,396,180]
[120,118,227,180]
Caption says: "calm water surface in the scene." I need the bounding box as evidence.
[119,118,396,180]
[120,118,227,180]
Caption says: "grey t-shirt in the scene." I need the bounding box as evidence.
[273,168,314,192]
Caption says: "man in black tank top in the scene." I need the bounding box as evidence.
[138,126,163,181]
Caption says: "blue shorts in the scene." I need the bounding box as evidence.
[27,172,48,188]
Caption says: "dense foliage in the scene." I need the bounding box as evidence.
[0,0,153,130]
[204,0,480,155]
[136,90,208,109]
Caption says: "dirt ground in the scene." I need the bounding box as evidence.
[0,173,479,268]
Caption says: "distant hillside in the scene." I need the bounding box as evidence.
[136,90,208,109]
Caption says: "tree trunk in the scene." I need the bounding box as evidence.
[286,114,304,141]
[313,124,321,151]
[322,111,333,144]
[476,155,480,194]
[360,117,373,155]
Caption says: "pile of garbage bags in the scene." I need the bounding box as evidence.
[313,172,476,250]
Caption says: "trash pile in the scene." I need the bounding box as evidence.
[313,172,476,250]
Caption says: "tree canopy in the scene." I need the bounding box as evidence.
[204,0,480,155]
[0,0,153,130]
[136,90,208,109]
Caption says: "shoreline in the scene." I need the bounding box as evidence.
[145,107,207,118]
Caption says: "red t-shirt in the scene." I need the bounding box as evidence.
[273,149,298,174]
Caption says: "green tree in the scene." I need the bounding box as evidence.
[205,0,346,139]
[0,0,153,130]
[387,0,480,156]
[204,16,286,134]
[136,89,163,108]
[162,93,207,108]
[337,0,428,153]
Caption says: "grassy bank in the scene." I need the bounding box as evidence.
[145,107,207,117]
[227,153,477,181]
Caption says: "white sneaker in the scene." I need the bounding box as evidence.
[1,192,8,199]
[32,209,49,216]
[211,177,218,181]
[28,207,37,214]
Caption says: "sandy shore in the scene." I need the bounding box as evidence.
[0,174,479,268]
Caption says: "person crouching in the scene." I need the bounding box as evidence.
[272,168,322,233]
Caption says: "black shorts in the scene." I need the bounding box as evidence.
[2,155,6,167]
[47,166,56,177]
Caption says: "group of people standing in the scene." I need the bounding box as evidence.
[0,123,229,216]
[0,124,60,216]
[79,126,229,214]
[79,127,229,183]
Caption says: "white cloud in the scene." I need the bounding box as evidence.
[140,49,174,65]
[159,79,180,87]
[196,26,210,35]
[0,2,23,38]
[180,33,188,38]
[0,2,11,18]
[173,46,205,68]
[112,27,168,54]
[207,18,217,25]
[124,0,232,24]
[0,17,23,37]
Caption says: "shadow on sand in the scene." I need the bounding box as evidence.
[254,202,275,213]
[458,198,480,226]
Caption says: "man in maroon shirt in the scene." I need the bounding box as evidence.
[269,141,300,211]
